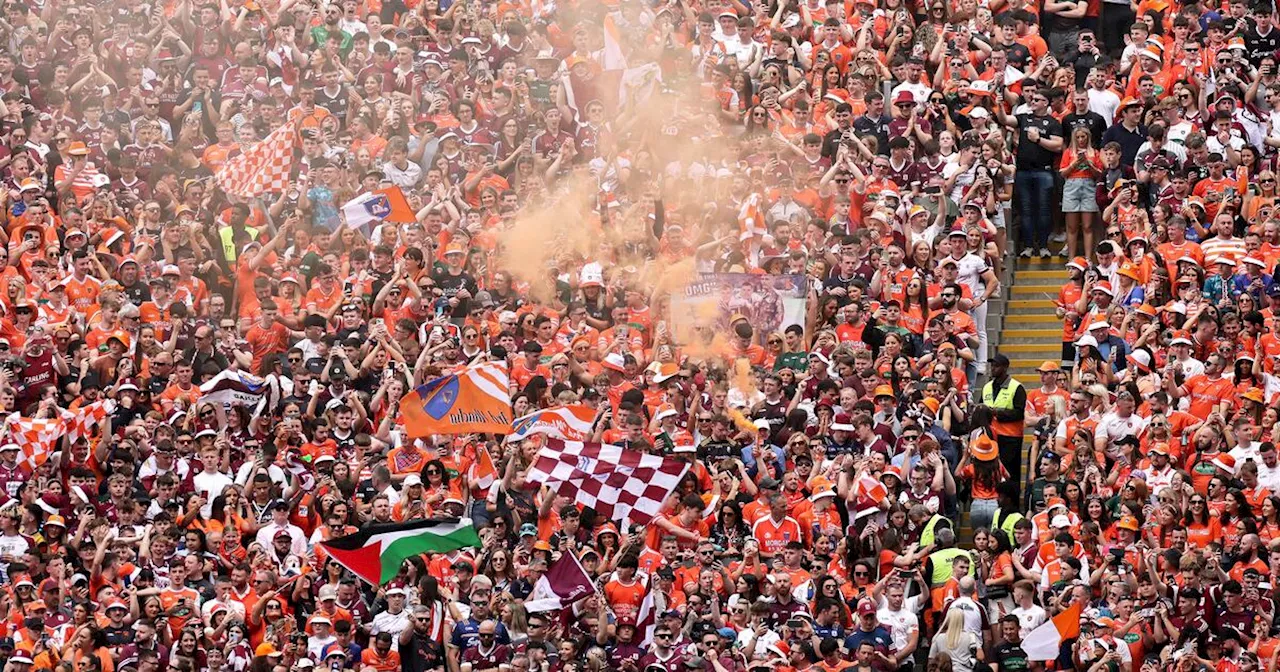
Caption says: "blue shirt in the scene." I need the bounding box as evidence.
[450,619,511,651]
[844,626,894,656]
[814,622,846,641]
[307,184,339,231]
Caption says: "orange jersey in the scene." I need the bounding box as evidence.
[62,275,101,314]
[603,577,647,621]
[751,515,804,556]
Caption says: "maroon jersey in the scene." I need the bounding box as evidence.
[16,349,56,408]
[638,650,688,672]
[884,156,921,189]
[461,643,511,670]
[0,461,31,499]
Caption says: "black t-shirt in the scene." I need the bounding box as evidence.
[995,642,1030,672]
[103,623,134,647]
[120,281,152,306]
[1000,41,1033,70]
[1044,0,1083,30]
[1062,111,1107,148]
[852,114,892,155]
[431,270,478,319]
[1014,113,1064,171]
[698,437,740,462]
[402,632,446,672]
[315,84,350,126]
[1246,23,1280,63]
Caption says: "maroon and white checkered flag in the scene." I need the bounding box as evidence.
[527,439,688,527]
[215,118,298,198]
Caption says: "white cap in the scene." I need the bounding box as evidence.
[1088,321,1110,331]
[404,474,423,487]
[1051,514,1072,528]
[1075,335,1099,348]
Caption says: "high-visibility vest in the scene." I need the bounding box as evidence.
[928,547,974,586]
[219,225,259,262]
[920,513,950,548]
[993,508,1025,543]
[982,377,1025,437]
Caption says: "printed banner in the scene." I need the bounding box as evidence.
[669,273,808,344]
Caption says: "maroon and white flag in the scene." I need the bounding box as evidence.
[526,439,688,527]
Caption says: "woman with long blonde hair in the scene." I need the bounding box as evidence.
[930,608,982,672]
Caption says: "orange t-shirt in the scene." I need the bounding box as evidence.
[1182,374,1234,419]
[603,577,647,621]
[159,586,201,639]
[1185,518,1222,549]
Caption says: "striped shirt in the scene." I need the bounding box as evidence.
[1200,235,1248,267]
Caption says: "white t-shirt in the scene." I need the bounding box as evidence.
[192,470,235,518]
[876,603,920,653]
[370,609,411,650]
[1088,88,1121,127]
[234,462,288,488]
[1094,412,1148,458]
[1010,603,1048,639]
[951,253,990,296]
[947,596,987,636]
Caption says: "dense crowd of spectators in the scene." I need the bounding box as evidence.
[6,0,1280,670]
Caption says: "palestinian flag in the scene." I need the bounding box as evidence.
[320,518,482,586]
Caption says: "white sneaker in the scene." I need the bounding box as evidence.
[1049,232,1066,243]
[1039,247,1052,258]
[1019,248,1033,259]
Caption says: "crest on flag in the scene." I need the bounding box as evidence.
[363,193,392,218]
[421,377,461,420]
[401,361,512,436]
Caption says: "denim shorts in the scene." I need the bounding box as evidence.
[1062,177,1099,213]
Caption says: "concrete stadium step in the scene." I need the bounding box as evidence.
[1001,328,1063,343]
[1014,269,1071,281]
[997,342,1063,354]
[1013,256,1064,268]
[1008,299,1059,311]
[1011,284,1066,296]
[1005,314,1062,325]
[1009,358,1059,370]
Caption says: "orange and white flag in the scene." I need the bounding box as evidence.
[1023,600,1083,661]
[469,445,498,490]
[853,475,889,519]
[602,15,627,70]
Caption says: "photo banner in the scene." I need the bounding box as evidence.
[669,274,808,344]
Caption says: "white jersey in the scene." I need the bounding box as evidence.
[876,604,920,653]
[1010,603,1047,639]
[950,253,990,296]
